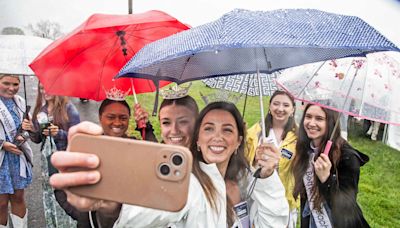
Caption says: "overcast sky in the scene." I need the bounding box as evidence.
[1,0,400,46]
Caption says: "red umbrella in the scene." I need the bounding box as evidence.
[29,10,189,101]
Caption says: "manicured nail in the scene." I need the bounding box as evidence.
[87,172,99,182]
[87,155,99,167]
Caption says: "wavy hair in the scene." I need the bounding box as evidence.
[189,101,248,226]
[292,104,345,210]
[32,83,70,131]
[264,90,297,139]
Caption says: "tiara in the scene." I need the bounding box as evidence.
[160,83,192,100]
[200,90,243,105]
[103,86,130,101]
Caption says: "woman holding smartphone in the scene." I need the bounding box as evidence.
[49,101,289,227]
[25,83,80,227]
[292,103,370,227]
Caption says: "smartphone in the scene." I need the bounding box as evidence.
[67,133,193,212]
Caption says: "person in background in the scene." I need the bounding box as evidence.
[24,83,80,227]
[49,101,289,227]
[134,93,199,148]
[366,120,381,141]
[0,74,32,228]
[246,90,299,227]
[292,103,370,227]
[49,98,133,228]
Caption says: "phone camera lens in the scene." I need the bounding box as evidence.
[159,164,170,176]
[172,154,183,166]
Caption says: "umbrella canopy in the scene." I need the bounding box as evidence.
[0,35,53,75]
[117,8,400,140]
[202,73,278,96]
[29,10,189,101]
[118,8,399,82]
[276,51,400,126]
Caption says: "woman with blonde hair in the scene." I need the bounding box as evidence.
[0,74,32,228]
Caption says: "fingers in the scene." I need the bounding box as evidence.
[22,119,33,131]
[134,103,149,123]
[68,122,103,141]
[314,154,332,170]
[51,152,100,171]
[50,170,100,189]
[3,142,22,155]
[314,154,332,183]
[64,190,103,211]
[255,144,280,178]
[42,125,59,136]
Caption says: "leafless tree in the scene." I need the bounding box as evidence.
[26,20,63,40]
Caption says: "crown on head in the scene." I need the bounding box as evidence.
[103,86,130,101]
[160,83,192,100]
[200,90,243,105]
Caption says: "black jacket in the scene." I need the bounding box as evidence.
[300,142,370,228]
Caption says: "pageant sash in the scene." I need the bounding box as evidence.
[303,153,332,228]
[0,99,18,141]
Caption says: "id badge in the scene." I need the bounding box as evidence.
[281,148,293,159]
[233,201,250,228]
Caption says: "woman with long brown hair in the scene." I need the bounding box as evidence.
[292,103,369,227]
[26,83,80,227]
[246,90,299,227]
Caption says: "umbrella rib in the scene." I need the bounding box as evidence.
[298,61,327,98]
[178,55,192,81]
[46,35,117,94]
[95,36,121,100]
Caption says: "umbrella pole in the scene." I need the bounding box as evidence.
[23,75,28,110]
[257,68,267,140]
[130,78,146,139]
[323,67,360,155]
[130,78,138,104]
[242,75,251,119]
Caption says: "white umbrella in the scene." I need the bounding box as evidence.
[0,35,53,110]
[0,35,53,75]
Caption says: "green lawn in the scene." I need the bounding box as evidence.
[127,80,400,227]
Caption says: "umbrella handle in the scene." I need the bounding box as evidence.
[323,140,332,155]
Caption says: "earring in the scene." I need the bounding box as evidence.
[234,148,238,155]
[197,144,201,152]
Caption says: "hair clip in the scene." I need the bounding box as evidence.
[103,86,130,101]
[160,83,192,100]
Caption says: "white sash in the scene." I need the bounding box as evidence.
[0,99,18,141]
[0,97,32,178]
[303,153,332,228]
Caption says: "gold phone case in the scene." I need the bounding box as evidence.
[68,133,192,212]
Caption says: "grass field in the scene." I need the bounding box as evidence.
[127,80,400,227]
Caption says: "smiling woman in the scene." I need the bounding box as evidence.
[292,103,370,227]
[0,74,32,228]
[98,99,131,138]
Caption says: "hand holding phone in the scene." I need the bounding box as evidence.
[66,134,192,212]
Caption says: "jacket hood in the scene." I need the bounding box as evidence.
[342,143,369,166]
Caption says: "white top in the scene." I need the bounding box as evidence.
[114,162,288,228]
